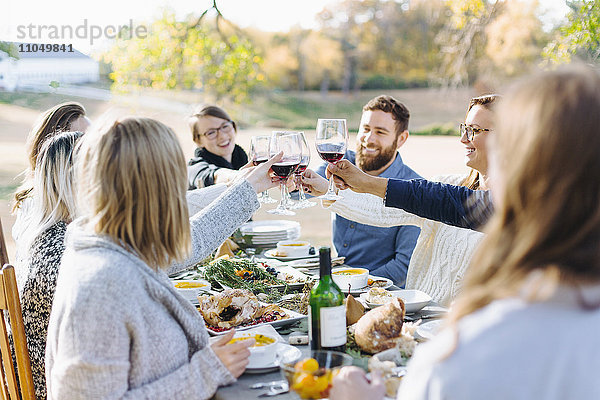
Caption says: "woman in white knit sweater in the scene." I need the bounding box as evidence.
[45,116,283,399]
[304,95,499,305]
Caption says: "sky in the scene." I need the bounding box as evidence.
[2,0,570,55]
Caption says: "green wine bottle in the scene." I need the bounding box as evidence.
[309,246,346,351]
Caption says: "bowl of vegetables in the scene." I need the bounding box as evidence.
[278,350,353,399]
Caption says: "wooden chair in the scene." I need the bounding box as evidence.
[0,262,35,399]
[0,218,8,268]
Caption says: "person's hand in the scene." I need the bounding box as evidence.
[239,152,284,193]
[300,169,329,197]
[329,367,385,400]
[210,329,254,379]
[326,160,388,198]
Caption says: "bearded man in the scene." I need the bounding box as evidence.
[316,95,421,286]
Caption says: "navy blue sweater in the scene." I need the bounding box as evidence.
[385,178,493,232]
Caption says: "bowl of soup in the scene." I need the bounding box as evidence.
[276,240,311,258]
[229,333,279,368]
[172,279,211,302]
[331,267,369,291]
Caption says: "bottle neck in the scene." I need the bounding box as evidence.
[319,250,332,278]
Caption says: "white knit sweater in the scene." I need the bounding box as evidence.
[327,175,484,305]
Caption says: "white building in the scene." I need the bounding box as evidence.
[0,42,99,91]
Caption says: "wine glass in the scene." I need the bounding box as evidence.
[289,131,315,209]
[250,135,278,204]
[315,119,348,200]
[268,131,302,216]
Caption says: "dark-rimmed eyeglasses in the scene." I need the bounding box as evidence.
[460,123,491,141]
[203,121,234,140]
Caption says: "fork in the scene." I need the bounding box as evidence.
[257,382,289,397]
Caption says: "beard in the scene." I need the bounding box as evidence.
[356,139,398,172]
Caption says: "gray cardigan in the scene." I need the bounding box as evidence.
[46,180,259,399]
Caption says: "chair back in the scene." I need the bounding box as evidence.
[0,218,8,267]
[0,264,35,400]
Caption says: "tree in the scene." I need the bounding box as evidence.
[0,42,19,59]
[103,7,263,102]
[543,0,600,65]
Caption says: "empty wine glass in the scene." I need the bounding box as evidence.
[268,131,302,216]
[289,131,315,209]
[315,119,348,200]
[250,135,278,204]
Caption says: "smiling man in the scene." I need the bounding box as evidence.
[316,95,421,286]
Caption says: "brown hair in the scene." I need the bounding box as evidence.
[362,95,410,136]
[13,102,86,209]
[460,94,500,190]
[450,65,600,326]
[77,116,191,269]
[188,105,237,142]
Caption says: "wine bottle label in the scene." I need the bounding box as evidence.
[319,305,346,347]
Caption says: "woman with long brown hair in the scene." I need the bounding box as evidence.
[12,102,90,266]
[331,65,600,399]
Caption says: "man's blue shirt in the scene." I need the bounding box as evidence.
[316,150,421,287]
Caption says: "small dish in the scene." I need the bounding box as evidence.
[331,267,369,291]
[359,289,432,313]
[263,249,316,261]
[172,279,211,302]
[416,319,443,340]
[276,240,311,258]
[230,331,279,368]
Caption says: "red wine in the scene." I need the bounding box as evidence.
[295,164,308,174]
[252,158,268,166]
[271,162,299,179]
[318,151,344,163]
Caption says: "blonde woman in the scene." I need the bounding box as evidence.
[12,102,90,268]
[331,65,600,399]
[46,117,281,399]
[303,95,499,305]
[14,131,82,399]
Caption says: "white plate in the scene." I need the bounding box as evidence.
[240,220,300,235]
[263,249,316,261]
[245,343,302,374]
[341,275,393,294]
[202,304,307,336]
[416,319,443,340]
[359,289,432,313]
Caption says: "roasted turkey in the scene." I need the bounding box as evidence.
[198,289,261,328]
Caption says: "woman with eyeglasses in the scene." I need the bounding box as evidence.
[187,105,248,189]
[302,95,498,305]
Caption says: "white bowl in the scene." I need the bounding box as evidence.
[230,332,279,368]
[172,279,211,302]
[276,240,311,258]
[360,289,432,313]
[331,267,369,292]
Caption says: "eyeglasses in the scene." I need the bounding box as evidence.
[203,121,234,140]
[460,123,491,141]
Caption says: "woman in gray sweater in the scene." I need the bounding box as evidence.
[45,116,282,399]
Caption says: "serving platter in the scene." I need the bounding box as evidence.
[202,305,306,336]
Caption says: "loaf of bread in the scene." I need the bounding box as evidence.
[354,297,405,354]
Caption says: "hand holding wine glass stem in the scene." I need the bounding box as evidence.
[244,151,284,193]
[326,160,388,198]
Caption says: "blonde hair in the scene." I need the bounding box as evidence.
[14,102,86,210]
[77,116,191,269]
[26,131,82,247]
[460,94,500,190]
[450,65,600,325]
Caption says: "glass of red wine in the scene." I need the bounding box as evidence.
[289,131,315,209]
[250,135,278,204]
[315,118,348,200]
[268,131,302,216]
